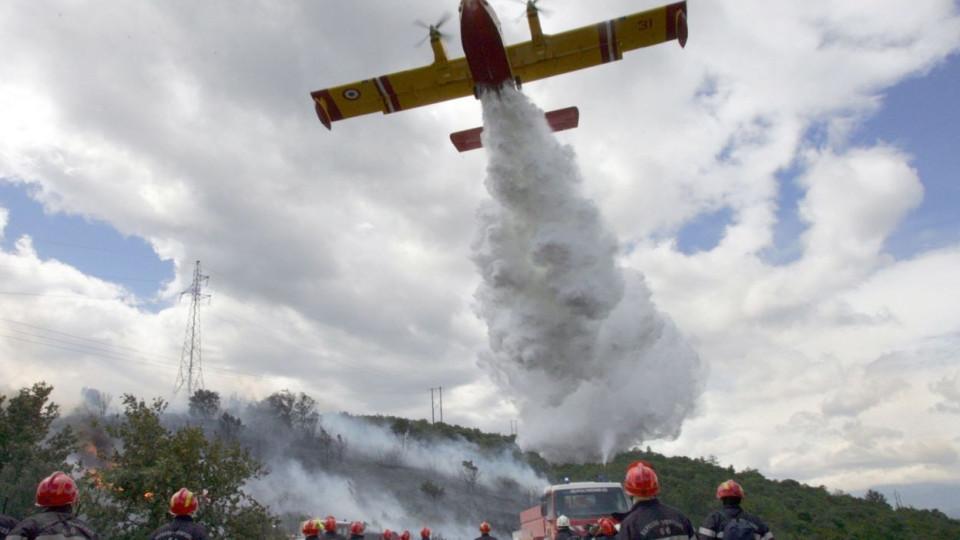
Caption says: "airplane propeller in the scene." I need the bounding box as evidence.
[512,0,551,19]
[414,12,453,46]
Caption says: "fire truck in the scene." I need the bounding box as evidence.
[514,481,630,540]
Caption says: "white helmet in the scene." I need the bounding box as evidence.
[557,516,570,528]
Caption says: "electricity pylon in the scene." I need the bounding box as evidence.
[174,260,210,398]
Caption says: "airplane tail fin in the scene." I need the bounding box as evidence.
[311,92,333,130]
[450,106,580,152]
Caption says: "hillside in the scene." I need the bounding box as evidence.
[291,413,960,539]
[7,385,959,539]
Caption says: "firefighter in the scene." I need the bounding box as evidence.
[696,480,774,540]
[148,487,209,540]
[303,519,323,540]
[400,530,411,540]
[349,521,366,540]
[420,526,432,540]
[382,529,394,540]
[323,516,348,540]
[475,521,498,540]
[555,515,577,540]
[6,471,99,540]
[583,517,617,540]
[614,461,695,540]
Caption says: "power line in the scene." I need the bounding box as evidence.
[0,331,274,384]
[0,317,173,359]
[0,291,121,300]
[0,262,168,284]
[0,310,423,393]
[0,262,444,395]
[24,237,164,259]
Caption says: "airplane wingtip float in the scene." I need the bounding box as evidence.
[310,0,688,152]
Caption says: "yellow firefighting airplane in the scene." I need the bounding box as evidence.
[310,0,688,151]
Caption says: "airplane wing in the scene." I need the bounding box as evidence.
[507,1,687,86]
[310,57,474,129]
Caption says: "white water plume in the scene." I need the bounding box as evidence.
[471,87,705,463]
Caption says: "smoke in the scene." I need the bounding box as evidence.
[471,87,705,464]
[236,410,546,538]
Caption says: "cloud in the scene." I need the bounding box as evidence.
[931,371,960,414]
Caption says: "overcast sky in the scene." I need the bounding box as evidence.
[2,0,960,516]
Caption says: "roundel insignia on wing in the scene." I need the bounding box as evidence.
[342,88,361,100]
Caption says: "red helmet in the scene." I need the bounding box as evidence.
[597,518,617,536]
[382,529,393,540]
[169,487,199,515]
[351,522,366,535]
[401,531,410,540]
[623,461,659,499]
[716,480,745,499]
[324,516,338,532]
[479,522,491,534]
[36,471,78,507]
[304,519,323,536]
[421,527,431,539]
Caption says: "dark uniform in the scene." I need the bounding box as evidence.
[349,535,365,540]
[148,514,210,540]
[6,507,98,540]
[475,534,499,540]
[324,530,348,540]
[696,506,773,540]
[615,499,695,540]
[1,514,19,539]
[556,528,579,540]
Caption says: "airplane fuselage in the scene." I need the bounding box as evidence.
[459,0,515,95]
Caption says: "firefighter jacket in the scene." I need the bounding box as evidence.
[323,531,348,540]
[6,508,98,540]
[696,505,773,540]
[148,514,210,540]
[615,499,695,540]
[556,527,579,540]
[1,514,20,538]
[474,534,499,540]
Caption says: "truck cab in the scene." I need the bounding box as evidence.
[517,482,630,540]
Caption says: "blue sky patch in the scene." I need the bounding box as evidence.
[0,182,174,302]
[676,205,734,254]
[853,54,960,259]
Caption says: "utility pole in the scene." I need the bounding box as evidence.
[174,260,210,399]
[430,386,444,424]
[510,419,518,436]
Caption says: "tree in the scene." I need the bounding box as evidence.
[218,411,243,442]
[420,481,445,502]
[257,390,318,434]
[0,382,78,517]
[82,394,283,539]
[189,389,221,420]
[81,387,113,419]
[864,489,890,508]
[460,460,481,492]
[291,393,319,434]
